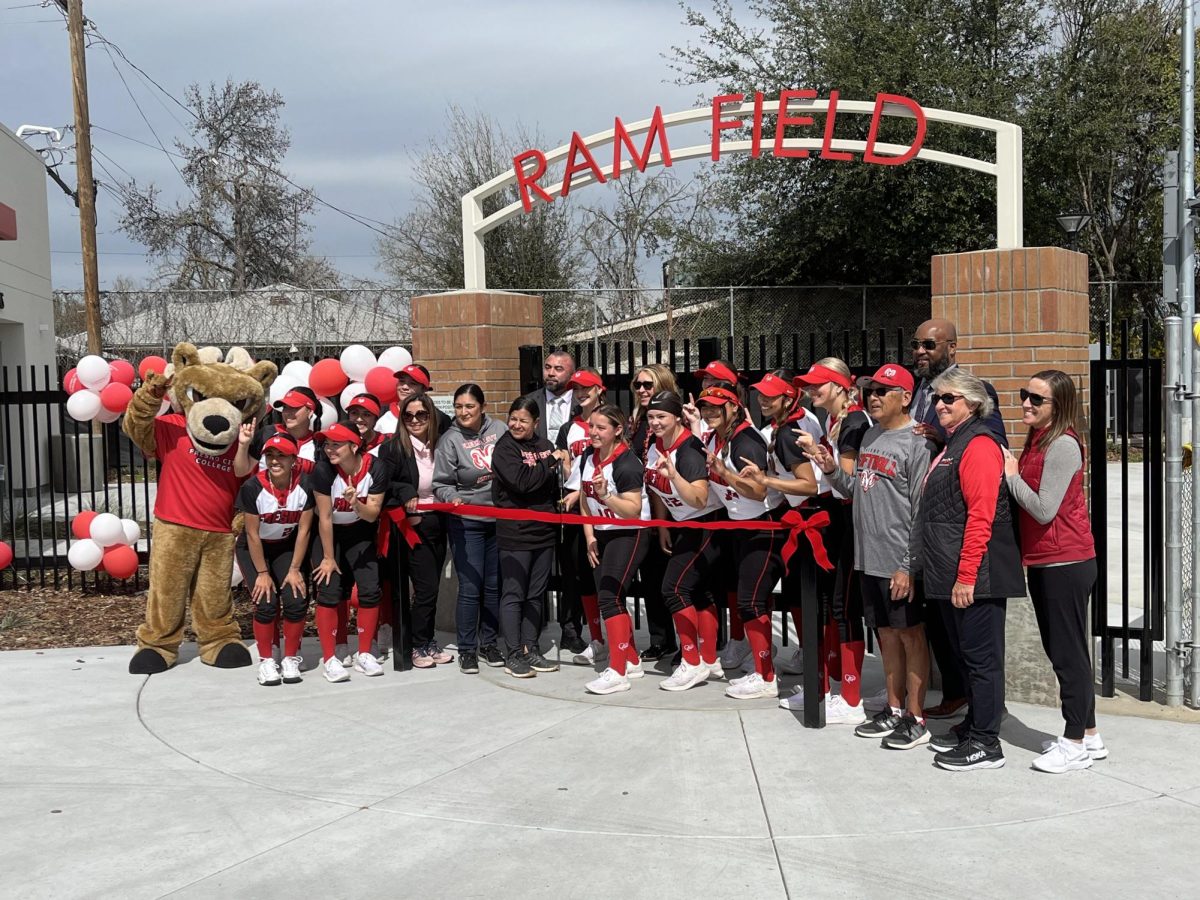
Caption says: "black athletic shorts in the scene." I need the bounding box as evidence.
[860,572,923,630]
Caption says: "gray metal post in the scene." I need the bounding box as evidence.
[1165,318,1185,705]
[1192,314,1200,706]
[728,285,735,343]
[1184,0,1200,705]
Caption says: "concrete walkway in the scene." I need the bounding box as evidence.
[2,634,1197,899]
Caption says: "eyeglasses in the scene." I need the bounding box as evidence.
[861,386,902,398]
[1020,388,1052,407]
[402,411,429,422]
[933,393,964,406]
[910,338,949,352]
[632,380,655,390]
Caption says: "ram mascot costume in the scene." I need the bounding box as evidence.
[123,342,277,674]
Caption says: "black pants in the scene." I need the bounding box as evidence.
[826,501,864,642]
[556,524,588,637]
[938,594,1007,744]
[661,516,721,614]
[499,546,554,654]
[311,522,381,608]
[637,542,675,649]
[732,518,781,620]
[1029,559,1098,740]
[923,580,966,701]
[408,513,447,647]
[594,528,651,619]
[235,538,307,622]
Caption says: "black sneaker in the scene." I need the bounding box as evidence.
[670,649,683,667]
[459,651,479,675]
[503,652,535,679]
[560,633,588,655]
[882,715,931,750]
[480,644,505,667]
[854,708,902,739]
[526,647,559,673]
[929,721,970,752]
[934,738,1006,771]
[640,644,667,661]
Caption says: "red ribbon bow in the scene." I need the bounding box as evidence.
[376,506,422,556]
[779,508,833,572]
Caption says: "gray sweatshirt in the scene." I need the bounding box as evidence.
[433,416,508,515]
[827,419,933,577]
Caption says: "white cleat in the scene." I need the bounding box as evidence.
[336,643,353,667]
[826,693,867,725]
[353,651,384,677]
[257,658,282,686]
[724,672,778,700]
[572,640,608,667]
[585,667,632,695]
[323,656,350,683]
[280,655,303,684]
[659,660,709,692]
[705,659,725,681]
[624,657,645,679]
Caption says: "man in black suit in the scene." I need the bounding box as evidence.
[519,350,576,440]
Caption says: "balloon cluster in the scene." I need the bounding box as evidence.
[67,511,141,579]
[63,354,169,423]
[272,345,412,429]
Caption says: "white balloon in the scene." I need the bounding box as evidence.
[317,398,337,430]
[89,512,125,548]
[376,346,413,373]
[339,382,366,413]
[95,406,123,424]
[76,355,112,390]
[66,390,102,422]
[231,564,244,587]
[268,374,300,407]
[340,344,376,381]
[281,360,313,382]
[120,519,141,546]
[376,410,398,435]
[67,538,104,571]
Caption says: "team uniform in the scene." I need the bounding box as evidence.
[556,418,595,652]
[250,424,317,474]
[627,412,676,656]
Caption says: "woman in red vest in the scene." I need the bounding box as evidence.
[1003,370,1105,773]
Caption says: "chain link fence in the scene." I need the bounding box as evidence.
[1088,281,1164,352]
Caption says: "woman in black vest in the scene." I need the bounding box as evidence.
[919,368,1023,772]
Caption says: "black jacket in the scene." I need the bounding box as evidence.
[518,388,576,441]
[490,431,560,550]
[912,367,1008,447]
[379,437,418,508]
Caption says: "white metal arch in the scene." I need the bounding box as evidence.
[461,97,1022,290]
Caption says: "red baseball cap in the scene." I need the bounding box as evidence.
[858,363,915,393]
[696,386,740,406]
[396,365,431,389]
[273,387,318,413]
[793,363,854,391]
[346,394,381,416]
[262,433,299,456]
[315,422,361,445]
[693,361,739,384]
[569,370,604,389]
[750,373,797,398]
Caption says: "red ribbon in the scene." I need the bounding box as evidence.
[376,506,422,556]
[413,502,834,572]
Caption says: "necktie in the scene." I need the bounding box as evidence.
[548,396,565,433]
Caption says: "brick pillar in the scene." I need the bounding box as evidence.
[410,290,543,407]
[930,247,1090,707]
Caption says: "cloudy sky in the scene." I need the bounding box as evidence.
[1,0,737,290]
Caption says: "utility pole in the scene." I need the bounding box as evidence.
[59,0,102,356]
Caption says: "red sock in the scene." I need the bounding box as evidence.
[697,605,719,665]
[840,640,865,706]
[745,614,774,681]
[581,594,603,643]
[336,601,349,645]
[789,606,804,648]
[605,613,632,676]
[672,608,700,666]
[357,605,379,654]
[349,585,360,610]
[252,618,276,660]
[316,606,339,661]
[727,592,745,641]
[282,618,305,658]
[824,619,842,682]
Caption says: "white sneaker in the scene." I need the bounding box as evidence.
[376,624,392,661]
[705,659,725,680]
[572,640,608,667]
[281,655,303,684]
[1041,733,1107,761]
[353,651,384,677]
[660,660,709,692]
[862,688,889,711]
[826,692,867,725]
[336,643,353,666]
[624,658,645,679]
[719,638,750,670]
[779,688,812,711]
[725,672,778,700]
[257,658,282,686]
[775,648,804,675]
[729,671,756,687]
[586,668,632,695]
[323,656,350,683]
[1032,736,1094,774]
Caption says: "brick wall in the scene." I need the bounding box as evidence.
[411,290,543,407]
[930,247,1090,451]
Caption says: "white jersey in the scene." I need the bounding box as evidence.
[768,410,827,507]
[704,422,772,520]
[311,456,388,526]
[565,444,649,530]
[235,472,314,542]
[644,430,722,522]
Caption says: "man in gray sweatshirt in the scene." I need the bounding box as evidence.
[811,363,934,750]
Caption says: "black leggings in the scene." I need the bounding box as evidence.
[826,500,864,642]
[556,524,589,634]
[661,514,722,614]
[637,542,674,647]
[594,528,651,620]
[311,522,381,608]
[732,515,782,620]
[499,546,554,652]
[1029,559,1098,740]
[408,513,447,646]
[235,538,307,623]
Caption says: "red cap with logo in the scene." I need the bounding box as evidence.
[696,386,740,406]
[315,422,362,445]
[346,394,381,417]
[568,370,604,389]
[793,364,853,391]
[692,360,739,384]
[273,388,318,413]
[397,365,431,389]
[262,433,299,456]
[750,372,797,398]
[858,363,915,393]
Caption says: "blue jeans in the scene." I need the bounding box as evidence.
[448,517,500,652]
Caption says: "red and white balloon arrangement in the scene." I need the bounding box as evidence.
[275,345,412,427]
[63,354,169,423]
[67,510,141,579]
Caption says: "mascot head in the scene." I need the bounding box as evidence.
[170,342,277,455]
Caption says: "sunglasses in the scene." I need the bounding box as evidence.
[933,393,964,406]
[862,386,902,398]
[402,411,430,421]
[910,338,949,351]
[1020,388,1052,407]
[632,380,655,390]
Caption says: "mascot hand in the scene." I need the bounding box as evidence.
[144,371,175,400]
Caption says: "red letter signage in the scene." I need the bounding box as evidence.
[612,106,673,178]
[863,93,927,166]
[513,149,553,213]
[560,132,608,199]
[711,93,745,161]
[773,89,818,158]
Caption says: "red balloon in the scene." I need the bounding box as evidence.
[63,368,83,394]
[108,359,136,386]
[72,510,97,541]
[0,541,12,571]
[138,355,168,380]
[309,358,349,398]
[99,382,134,413]
[102,544,139,579]
[364,366,399,403]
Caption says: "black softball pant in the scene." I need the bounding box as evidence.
[661,515,722,614]
[499,546,554,653]
[235,538,307,623]
[826,500,864,642]
[1029,559,1098,740]
[594,528,651,619]
[310,521,381,608]
[408,513,447,647]
[731,516,782,620]
[556,524,588,636]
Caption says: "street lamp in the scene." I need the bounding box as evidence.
[1056,211,1091,251]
